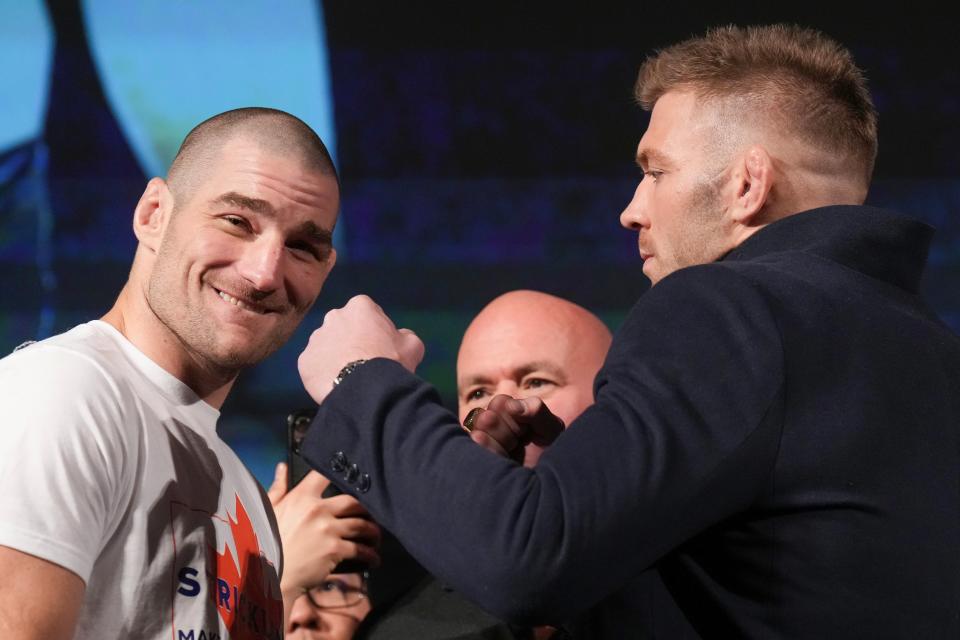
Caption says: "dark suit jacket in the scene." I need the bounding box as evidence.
[357,571,697,639]
[303,206,960,638]
[357,574,526,639]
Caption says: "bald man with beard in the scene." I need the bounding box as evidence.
[354,290,611,639]
[457,290,612,468]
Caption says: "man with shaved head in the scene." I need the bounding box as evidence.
[0,108,374,639]
[457,290,611,467]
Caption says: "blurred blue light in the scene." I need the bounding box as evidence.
[0,1,54,150]
[81,0,338,178]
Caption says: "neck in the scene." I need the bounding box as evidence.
[728,173,867,252]
[102,283,237,409]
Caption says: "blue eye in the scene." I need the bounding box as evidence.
[320,579,350,595]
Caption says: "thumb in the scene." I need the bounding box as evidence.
[267,462,288,506]
[515,397,565,446]
[397,328,425,372]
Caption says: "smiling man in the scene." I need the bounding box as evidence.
[294,25,960,638]
[0,108,374,639]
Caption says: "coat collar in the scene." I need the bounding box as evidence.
[722,205,934,293]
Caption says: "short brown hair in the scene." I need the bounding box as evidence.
[635,24,878,184]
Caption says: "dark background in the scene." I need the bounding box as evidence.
[2,2,957,485]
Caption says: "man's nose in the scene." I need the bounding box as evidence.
[238,238,283,292]
[493,381,521,399]
[287,594,321,631]
[619,184,648,231]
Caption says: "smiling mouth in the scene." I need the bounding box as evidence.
[214,288,271,315]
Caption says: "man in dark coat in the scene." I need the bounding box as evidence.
[294,24,960,638]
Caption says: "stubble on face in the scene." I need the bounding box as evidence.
[631,93,734,285]
[666,97,754,274]
[144,150,335,381]
[145,217,300,380]
[670,167,728,274]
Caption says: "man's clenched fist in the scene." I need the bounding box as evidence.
[298,295,425,404]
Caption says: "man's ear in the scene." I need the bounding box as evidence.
[324,247,338,275]
[729,145,774,225]
[133,178,173,251]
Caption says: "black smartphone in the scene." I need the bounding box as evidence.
[287,407,344,502]
[285,407,368,573]
[286,407,318,489]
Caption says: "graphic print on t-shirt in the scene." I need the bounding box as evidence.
[172,495,282,640]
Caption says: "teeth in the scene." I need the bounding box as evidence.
[217,290,262,314]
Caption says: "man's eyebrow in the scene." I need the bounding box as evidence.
[517,361,568,384]
[459,373,494,392]
[635,148,673,170]
[212,191,333,244]
[297,221,333,246]
[458,361,569,393]
[211,191,276,216]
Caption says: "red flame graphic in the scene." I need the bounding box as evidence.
[210,495,283,639]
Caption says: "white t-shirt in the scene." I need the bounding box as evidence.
[0,321,284,640]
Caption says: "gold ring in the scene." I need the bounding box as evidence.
[462,407,483,432]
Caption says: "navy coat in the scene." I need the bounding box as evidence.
[303,206,960,638]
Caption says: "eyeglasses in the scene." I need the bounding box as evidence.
[303,571,369,609]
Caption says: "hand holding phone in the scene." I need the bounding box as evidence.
[275,409,380,573]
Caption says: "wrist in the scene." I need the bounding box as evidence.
[280,572,310,602]
[281,574,306,603]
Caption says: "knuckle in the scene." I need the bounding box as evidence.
[472,410,498,432]
[487,394,512,412]
[306,500,329,518]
